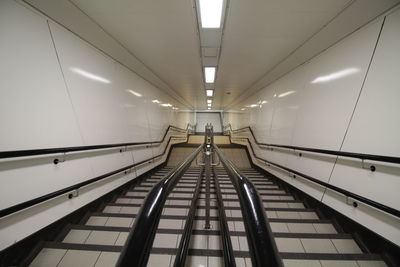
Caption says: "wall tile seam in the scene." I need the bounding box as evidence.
[321,16,387,201]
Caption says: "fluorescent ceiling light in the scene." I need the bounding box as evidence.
[161,103,172,107]
[311,68,360,84]
[70,67,110,84]
[208,107,211,110]
[240,108,245,111]
[278,91,296,98]
[260,100,267,104]
[172,107,179,110]
[246,104,258,108]
[206,90,214,97]
[199,0,223,28]
[208,103,212,107]
[152,100,160,103]
[204,67,216,83]
[207,99,212,104]
[126,89,142,97]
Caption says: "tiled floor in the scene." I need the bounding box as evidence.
[30,248,119,267]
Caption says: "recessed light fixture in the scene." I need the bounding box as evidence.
[206,90,214,97]
[207,99,212,104]
[208,107,211,110]
[199,0,223,28]
[126,89,142,97]
[152,99,160,103]
[204,67,216,83]
[70,67,111,84]
[208,103,212,107]
[172,107,179,110]
[161,103,172,107]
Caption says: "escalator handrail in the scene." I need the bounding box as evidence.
[116,144,203,267]
[212,166,237,267]
[173,167,204,267]
[213,144,283,267]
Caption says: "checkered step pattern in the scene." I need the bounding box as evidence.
[27,167,178,267]
[27,167,234,267]
[235,168,387,267]
[27,166,388,267]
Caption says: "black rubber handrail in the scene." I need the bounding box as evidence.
[0,124,194,159]
[173,166,204,267]
[237,135,400,218]
[0,134,188,218]
[212,166,236,267]
[213,144,283,267]
[224,124,400,164]
[116,144,203,267]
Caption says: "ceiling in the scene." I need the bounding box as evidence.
[70,0,399,110]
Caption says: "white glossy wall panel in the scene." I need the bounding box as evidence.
[87,149,134,177]
[287,152,337,184]
[0,155,93,209]
[174,112,195,129]
[242,142,326,201]
[340,9,400,157]
[0,171,136,251]
[285,19,384,190]
[250,139,289,169]
[151,134,170,160]
[196,113,222,132]
[49,22,132,145]
[329,158,400,209]
[269,67,308,146]
[291,18,383,150]
[249,87,276,144]
[24,0,175,96]
[327,9,400,212]
[145,99,173,142]
[0,1,83,150]
[113,64,152,142]
[0,1,192,251]
[322,189,400,246]
[223,112,249,130]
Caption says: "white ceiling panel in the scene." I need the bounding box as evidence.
[70,0,204,108]
[65,0,399,110]
[216,0,352,107]
[222,0,400,109]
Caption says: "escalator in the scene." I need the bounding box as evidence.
[26,166,391,267]
[5,128,394,267]
[221,167,388,267]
